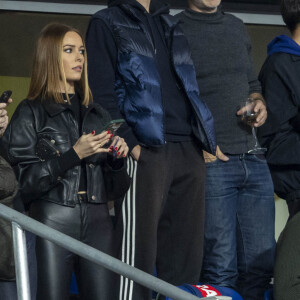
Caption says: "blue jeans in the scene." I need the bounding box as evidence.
[201,154,276,300]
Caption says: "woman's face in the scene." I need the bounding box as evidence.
[62,31,85,90]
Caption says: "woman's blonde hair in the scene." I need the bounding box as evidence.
[28,23,92,105]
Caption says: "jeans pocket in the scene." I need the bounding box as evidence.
[205,157,220,166]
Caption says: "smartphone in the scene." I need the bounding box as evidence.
[102,119,125,134]
[0,90,12,104]
[99,119,125,152]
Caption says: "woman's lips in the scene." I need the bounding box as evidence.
[72,66,82,72]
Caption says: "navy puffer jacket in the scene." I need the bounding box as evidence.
[91,0,216,154]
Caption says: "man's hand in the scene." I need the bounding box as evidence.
[237,94,267,127]
[0,98,12,137]
[131,145,141,161]
[252,99,267,127]
[203,145,229,163]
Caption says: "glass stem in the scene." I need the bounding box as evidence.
[252,126,259,148]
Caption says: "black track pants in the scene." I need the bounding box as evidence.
[117,141,206,300]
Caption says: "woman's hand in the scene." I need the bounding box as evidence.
[108,136,129,159]
[73,130,113,159]
[0,98,12,137]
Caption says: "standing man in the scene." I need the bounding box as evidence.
[86,1,216,299]
[178,1,276,299]
[258,0,300,220]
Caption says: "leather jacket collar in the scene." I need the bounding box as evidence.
[41,97,97,118]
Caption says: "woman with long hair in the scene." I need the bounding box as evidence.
[0,23,130,300]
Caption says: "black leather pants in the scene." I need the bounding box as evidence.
[30,198,118,300]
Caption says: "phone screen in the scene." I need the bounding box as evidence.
[103,119,125,134]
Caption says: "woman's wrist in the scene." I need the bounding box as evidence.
[73,145,83,160]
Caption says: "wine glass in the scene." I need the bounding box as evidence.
[240,98,267,154]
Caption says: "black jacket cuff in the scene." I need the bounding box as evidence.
[57,148,81,174]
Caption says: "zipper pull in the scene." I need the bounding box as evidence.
[176,81,182,90]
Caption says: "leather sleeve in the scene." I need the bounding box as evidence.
[0,101,64,200]
[103,160,131,201]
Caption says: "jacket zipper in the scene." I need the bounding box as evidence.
[139,13,156,55]
[81,106,96,198]
[139,14,167,143]
[69,112,81,199]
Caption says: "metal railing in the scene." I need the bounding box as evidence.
[0,203,218,300]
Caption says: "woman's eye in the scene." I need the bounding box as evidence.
[64,48,72,53]
[80,49,85,55]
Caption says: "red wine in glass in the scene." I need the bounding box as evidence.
[241,111,259,125]
[239,98,267,154]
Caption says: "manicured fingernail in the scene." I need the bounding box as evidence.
[91,130,95,135]
[117,152,120,155]
[123,154,126,157]
[110,134,114,138]
[109,146,113,149]
[107,130,110,134]
[114,147,118,150]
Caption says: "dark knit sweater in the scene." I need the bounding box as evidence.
[177,8,262,154]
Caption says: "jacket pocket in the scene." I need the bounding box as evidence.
[36,132,70,160]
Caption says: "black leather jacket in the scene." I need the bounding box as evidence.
[0,98,130,207]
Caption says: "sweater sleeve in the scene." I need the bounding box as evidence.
[243,25,262,94]
[86,18,140,151]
